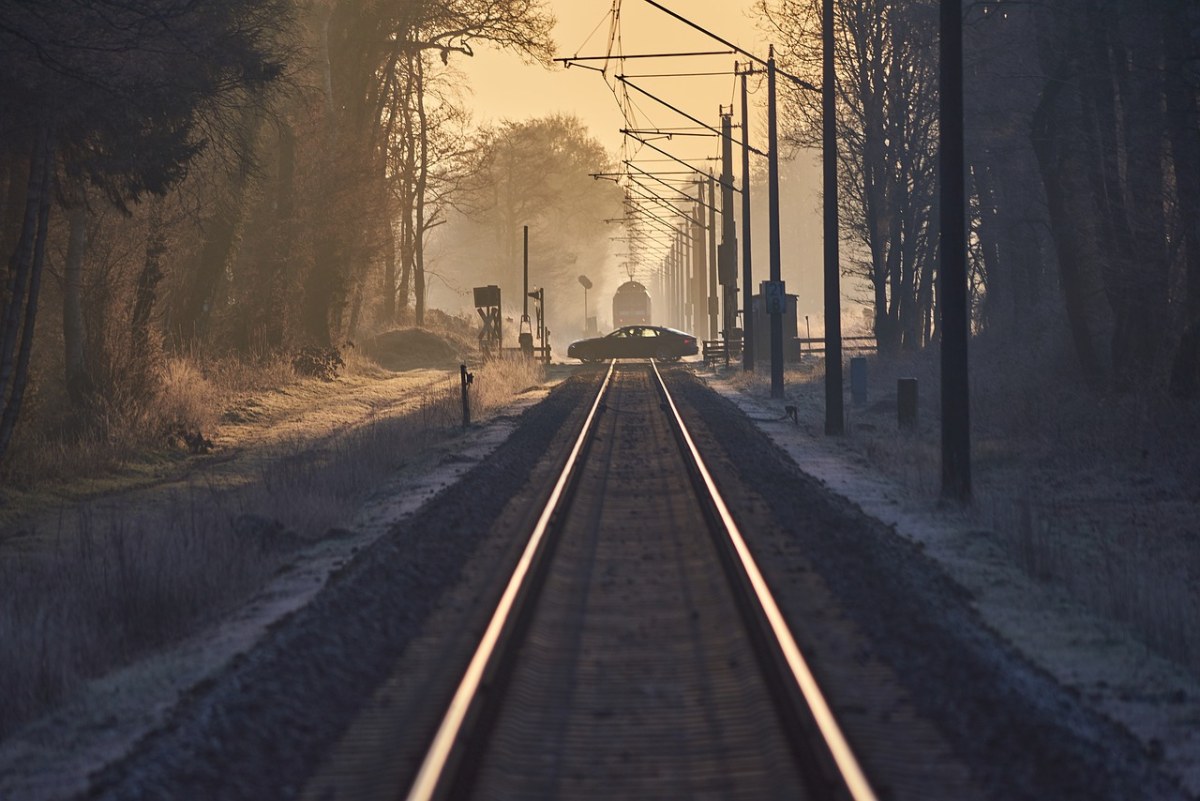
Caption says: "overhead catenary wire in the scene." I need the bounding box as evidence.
[556,50,737,63]
[623,131,731,184]
[628,175,719,215]
[636,0,818,93]
[626,162,720,211]
[617,75,764,155]
[566,0,766,281]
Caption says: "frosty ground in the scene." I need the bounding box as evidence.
[0,354,1196,799]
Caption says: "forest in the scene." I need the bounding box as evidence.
[0,0,625,480]
[763,0,1199,398]
[0,0,1197,474]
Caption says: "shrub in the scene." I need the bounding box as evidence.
[292,346,345,381]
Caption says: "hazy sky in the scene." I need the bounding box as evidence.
[442,1,839,333]
[459,1,772,161]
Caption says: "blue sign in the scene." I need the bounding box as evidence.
[764,280,786,314]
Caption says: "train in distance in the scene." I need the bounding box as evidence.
[613,280,651,327]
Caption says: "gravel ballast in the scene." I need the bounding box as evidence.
[84,373,599,801]
[664,368,1184,801]
[76,365,1186,800]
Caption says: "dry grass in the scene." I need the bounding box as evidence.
[0,503,288,738]
[720,347,1200,674]
[0,348,544,741]
[7,351,294,492]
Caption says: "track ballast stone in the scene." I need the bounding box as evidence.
[84,374,595,801]
[665,369,1183,801]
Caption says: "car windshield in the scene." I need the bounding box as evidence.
[606,327,660,338]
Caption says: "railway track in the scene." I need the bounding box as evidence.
[85,358,1169,801]
[405,359,876,800]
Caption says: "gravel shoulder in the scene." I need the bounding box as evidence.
[691,367,1199,799]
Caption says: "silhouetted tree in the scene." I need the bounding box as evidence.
[760,0,941,356]
[0,0,291,460]
[451,114,622,335]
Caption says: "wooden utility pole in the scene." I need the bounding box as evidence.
[940,0,972,501]
[522,225,529,323]
[823,0,844,435]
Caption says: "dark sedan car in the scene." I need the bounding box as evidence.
[567,325,698,362]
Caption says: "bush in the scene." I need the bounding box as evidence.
[292,346,345,381]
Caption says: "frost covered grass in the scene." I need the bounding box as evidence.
[721,348,1200,673]
[6,351,292,492]
[0,351,543,741]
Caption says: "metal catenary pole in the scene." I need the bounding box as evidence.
[693,178,707,336]
[719,110,738,344]
[707,169,718,340]
[940,0,972,501]
[741,66,754,371]
[823,0,845,435]
[768,48,785,399]
[677,229,684,330]
[667,239,676,328]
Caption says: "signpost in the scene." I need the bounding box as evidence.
[764,279,786,315]
[474,285,502,359]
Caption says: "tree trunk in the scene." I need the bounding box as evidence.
[1079,1,1166,390]
[413,53,429,328]
[130,197,166,391]
[1166,1,1200,397]
[301,6,345,347]
[1032,63,1108,385]
[0,152,30,274]
[382,193,396,324]
[0,126,51,403]
[347,270,364,341]
[971,163,1005,331]
[175,109,260,343]
[267,122,295,349]
[0,125,54,460]
[63,193,90,405]
[395,50,417,323]
[1118,19,1169,389]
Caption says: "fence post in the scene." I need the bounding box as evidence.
[850,357,868,405]
[460,364,473,427]
[898,378,918,429]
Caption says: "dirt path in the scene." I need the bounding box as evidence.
[0,367,457,554]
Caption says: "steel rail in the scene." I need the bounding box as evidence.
[404,361,616,801]
[406,360,877,801]
[649,359,878,801]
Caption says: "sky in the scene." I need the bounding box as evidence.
[459,0,771,161]
[439,0,841,335]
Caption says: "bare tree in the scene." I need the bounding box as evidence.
[759,0,941,356]
[1029,0,1196,391]
[298,0,554,343]
[0,0,291,461]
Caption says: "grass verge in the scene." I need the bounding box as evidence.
[0,351,544,741]
[720,351,1200,675]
